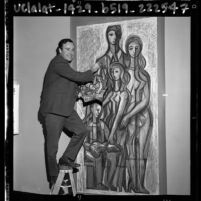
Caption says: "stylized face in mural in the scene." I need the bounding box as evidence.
[111,66,121,81]
[125,35,143,60]
[108,30,117,45]
[59,42,75,62]
[112,67,121,80]
[92,103,102,118]
[128,41,141,58]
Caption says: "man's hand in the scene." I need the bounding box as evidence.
[91,63,100,73]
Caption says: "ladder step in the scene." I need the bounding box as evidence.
[50,169,76,196]
[61,185,72,188]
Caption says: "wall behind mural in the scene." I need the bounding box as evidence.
[76,17,159,195]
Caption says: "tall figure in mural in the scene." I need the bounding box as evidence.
[84,24,126,127]
[120,35,153,194]
[93,25,127,146]
[83,25,126,140]
[83,25,128,190]
[101,62,130,191]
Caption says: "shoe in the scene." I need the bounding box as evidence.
[72,167,79,173]
[59,158,81,169]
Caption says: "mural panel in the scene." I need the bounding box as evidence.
[76,17,159,195]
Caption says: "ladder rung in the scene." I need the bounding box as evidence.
[61,185,72,188]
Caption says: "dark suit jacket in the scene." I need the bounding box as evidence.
[39,54,94,118]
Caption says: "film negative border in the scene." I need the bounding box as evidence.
[11,1,199,16]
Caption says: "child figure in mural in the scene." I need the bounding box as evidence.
[83,102,109,190]
[101,62,131,192]
[120,35,153,194]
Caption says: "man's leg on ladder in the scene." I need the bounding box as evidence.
[59,110,89,166]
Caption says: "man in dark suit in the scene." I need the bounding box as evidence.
[38,38,99,188]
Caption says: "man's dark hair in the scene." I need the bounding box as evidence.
[56,38,74,55]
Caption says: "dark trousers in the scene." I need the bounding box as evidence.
[44,110,88,177]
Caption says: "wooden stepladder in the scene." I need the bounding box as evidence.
[50,166,76,196]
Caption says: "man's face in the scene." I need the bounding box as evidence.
[59,42,75,62]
